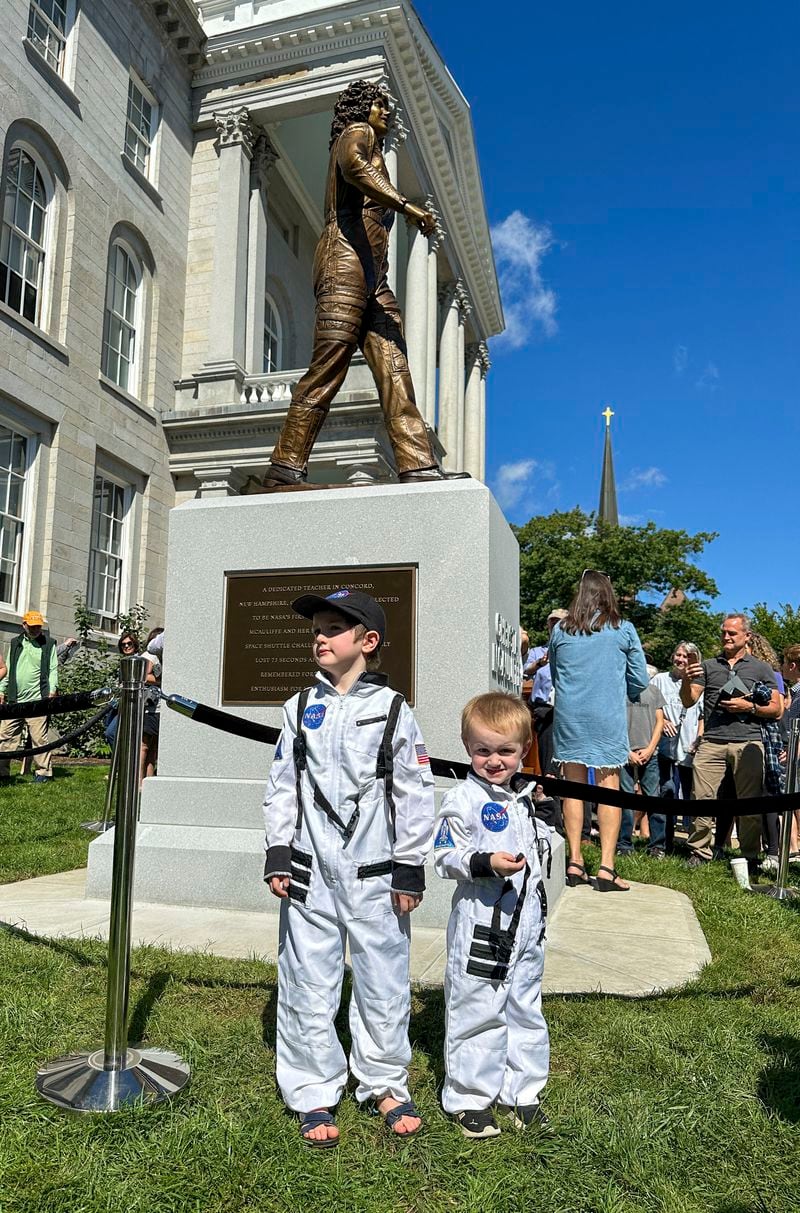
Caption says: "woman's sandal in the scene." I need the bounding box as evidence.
[596,864,629,893]
[367,1097,423,1137]
[299,1108,339,1149]
[565,861,592,888]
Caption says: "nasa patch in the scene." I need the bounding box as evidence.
[481,801,509,833]
[302,703,327,729]
[434,818,455,850]
[275,737,283,760]
[328,589,351,599]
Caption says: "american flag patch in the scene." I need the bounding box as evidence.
[415,743,429,765]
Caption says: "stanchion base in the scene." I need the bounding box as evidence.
[750,884,800,901]
[36,1047,190,1113]
[80,820,113,833]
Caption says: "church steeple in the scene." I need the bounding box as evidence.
[598,406,619,526]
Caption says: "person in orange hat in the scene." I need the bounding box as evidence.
[0,610,58,782]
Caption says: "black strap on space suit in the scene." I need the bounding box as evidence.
[375,692,404,842]
[524,797,552,879]
[293,688,403,846]
[466,863,531,980]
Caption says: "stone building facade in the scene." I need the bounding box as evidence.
[0,0,501,646]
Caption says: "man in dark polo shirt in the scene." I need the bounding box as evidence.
[679,614,782,866]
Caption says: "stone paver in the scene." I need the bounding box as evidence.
[0,869,711,995]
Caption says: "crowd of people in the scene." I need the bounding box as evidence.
[521,574,800,882]
[0,610,164,786]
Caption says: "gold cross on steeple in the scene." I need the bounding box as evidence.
[602,406,614,428]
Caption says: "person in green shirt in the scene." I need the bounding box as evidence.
[0,610,58,782]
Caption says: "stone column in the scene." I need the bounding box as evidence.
[437,283,461,469]
[478,342,490,481]
[463,344,483,480]
[245,132,279,373]
[404,211,430,422]
[453,284,471,469]
[426,210,444,429]
[205,108,257,376]
[382,98,408,298]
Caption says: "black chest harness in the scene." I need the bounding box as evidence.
[293,687,405,848]
[467,795,552,982]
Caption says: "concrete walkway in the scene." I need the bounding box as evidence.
[0,869,711,995]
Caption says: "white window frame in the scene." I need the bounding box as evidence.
[101,240,142,396]
[0,144,52,329]
[124,72,159,182]
[0,418,37,614]
[87,470,132,633]
[26,0,74,77]
[263,292,283,373]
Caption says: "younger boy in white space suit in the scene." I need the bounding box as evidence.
[434,692,552,1139]
[263,589,435,1148]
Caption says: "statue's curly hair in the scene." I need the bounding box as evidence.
[329,80,389,148]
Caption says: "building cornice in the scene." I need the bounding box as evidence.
[146,0,206,68]
[191,1,503,338]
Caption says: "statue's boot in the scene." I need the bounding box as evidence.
[398,466,471,483]
[262,403,328,486]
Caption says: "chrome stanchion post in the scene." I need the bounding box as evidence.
[775,719,800,900]
[754,717,800,901]
[36,656,191,1112]
[82,702,119,834]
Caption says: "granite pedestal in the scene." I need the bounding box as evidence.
[86,480,564,920]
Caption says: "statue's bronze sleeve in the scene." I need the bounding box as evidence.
[336,124,407,213]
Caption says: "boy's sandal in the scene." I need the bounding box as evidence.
[299,1108,339,1149]
[595,864,629,893]
[368,1098,423,1137]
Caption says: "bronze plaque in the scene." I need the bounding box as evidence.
[222,566,417,706]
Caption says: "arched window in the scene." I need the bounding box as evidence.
[0,147,48,325]
[263,292,282,373]
[102,242,141,393]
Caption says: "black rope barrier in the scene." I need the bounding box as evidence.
[166,695,280,746]
[164,693,800,817]
[0,702,114,760]
[0,690,109,720]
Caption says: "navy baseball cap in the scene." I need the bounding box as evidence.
[291,588,386,643]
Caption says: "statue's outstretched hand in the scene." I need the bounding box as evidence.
[405,203,436,237]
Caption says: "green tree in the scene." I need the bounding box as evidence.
[515,509,721,668]
[746,603,800,656]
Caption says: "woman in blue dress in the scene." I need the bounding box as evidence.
[549,570,649,891]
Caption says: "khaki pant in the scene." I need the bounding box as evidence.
[688,739,764,859]
[0,713,53,779]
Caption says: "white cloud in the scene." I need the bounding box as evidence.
[492,458,558,514]
[619,513,644,526]
[673,345,688,374]
[695,361,719,391]
[621,466,668,492]
[490,211,558,349]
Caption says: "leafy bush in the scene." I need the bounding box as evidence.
[51,595,149,757]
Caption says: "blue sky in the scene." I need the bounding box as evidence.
[414,0,799,616]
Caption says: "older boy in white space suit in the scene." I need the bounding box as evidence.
[435,692,552,1139]
[263,589,435,1148]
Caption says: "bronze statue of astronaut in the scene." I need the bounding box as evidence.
[262,80,466,488]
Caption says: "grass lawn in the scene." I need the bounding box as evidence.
[1,768,799,1211]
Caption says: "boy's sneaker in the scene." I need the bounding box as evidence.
[497,1102,551,1131]
[454,1108,500,1139]
[760,854,780,874]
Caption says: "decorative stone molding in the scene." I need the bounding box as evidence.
[378,75,409,147]
[147,0,206,68]
[250,131,279,188]
[477,341,491,375]
[213,107,257,158]
[192,464,248,497]
[454,280,472,322]
[240,372,299,406]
